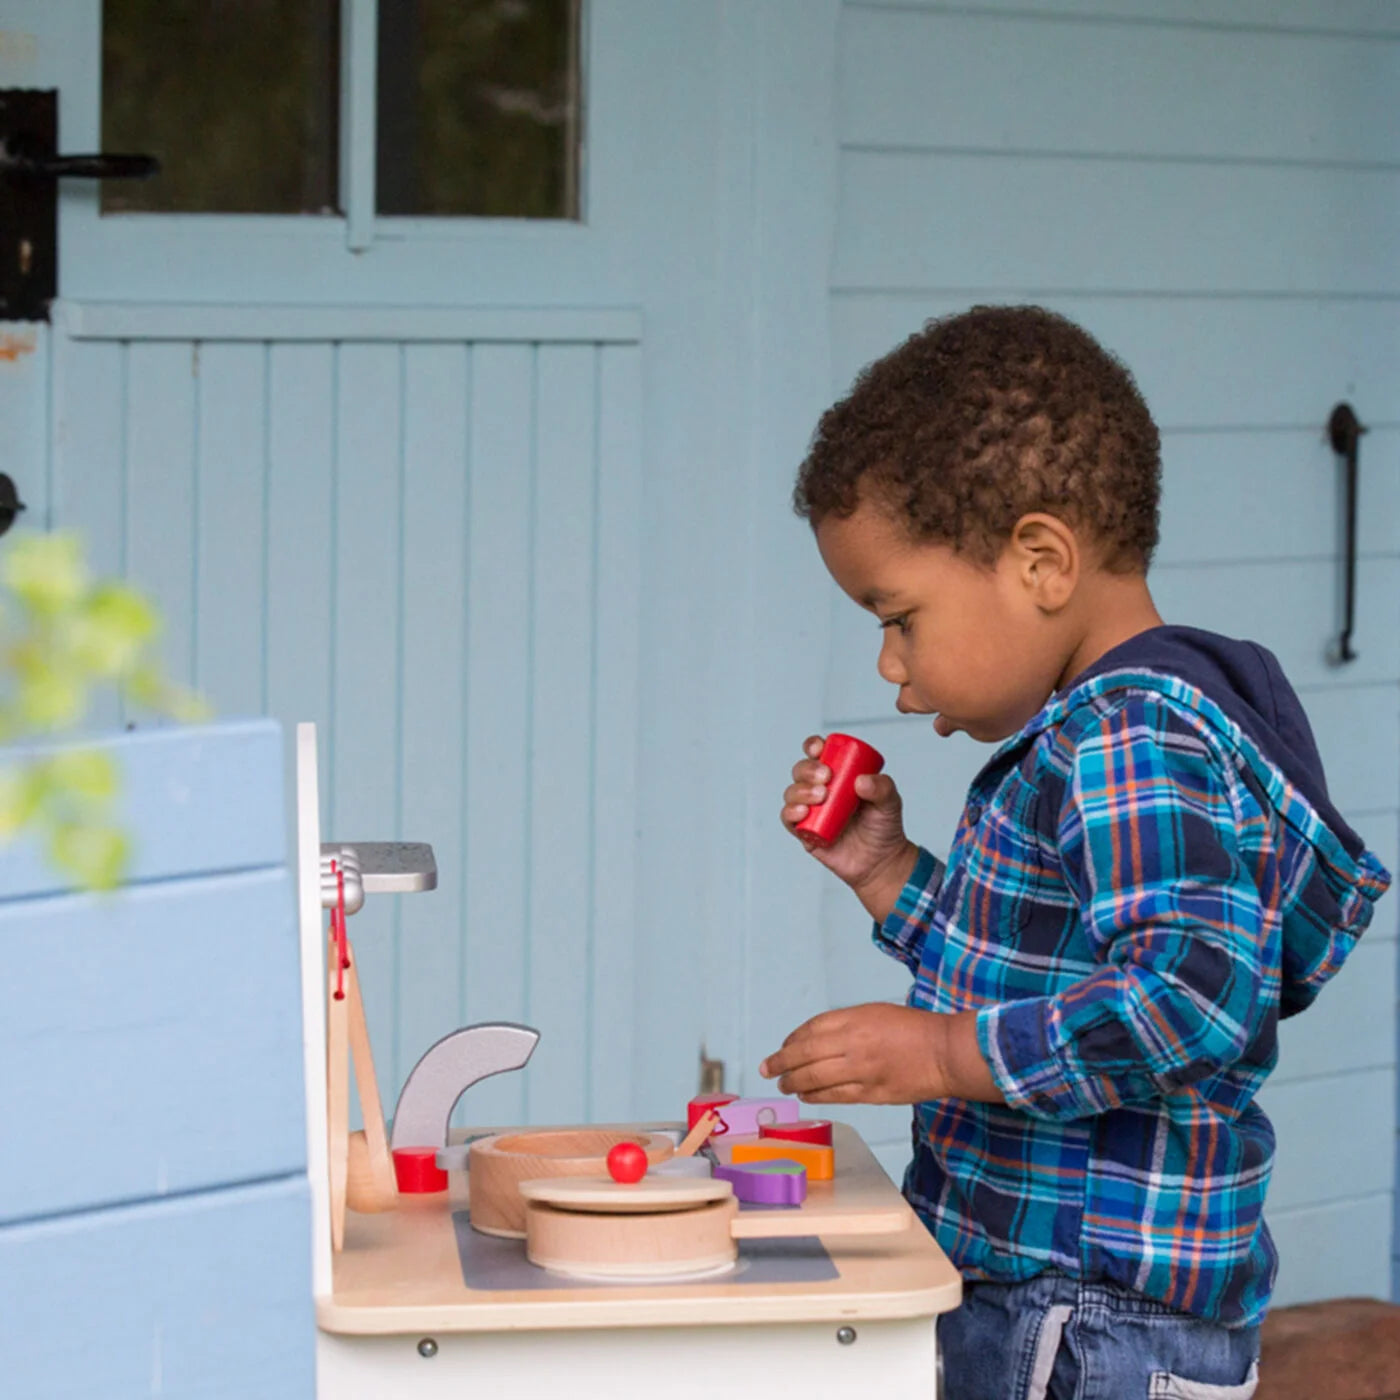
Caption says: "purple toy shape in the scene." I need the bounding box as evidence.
[714,1158,807,1205]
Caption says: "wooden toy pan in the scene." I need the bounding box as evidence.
[469,1129,676,1238]
[519,1176,908,1281]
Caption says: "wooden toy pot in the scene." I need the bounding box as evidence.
[468,1129,675,1238]
[518,1176,905,1281]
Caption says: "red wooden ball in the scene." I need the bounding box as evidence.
[606,1141,649,1184]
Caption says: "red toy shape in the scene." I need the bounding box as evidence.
[687,1092,738,1132]
[392,1147,448,1194]
[759,1118,834,1147]
[794,733,884,845]
[606,1141,649,1184]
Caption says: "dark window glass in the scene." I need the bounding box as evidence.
[101,0,340,214]
[377,0,582,219]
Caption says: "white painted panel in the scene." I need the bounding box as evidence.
[839,9,1400,161]
[1270,1194,1396,1308]
[1157,429,1400,566]
[527,345,598,1124]
[49,336,124,734]
[461,345,533,1130]
[125,342,196,691]
[265,345,335,751]
[1264,1069,1395,1212]
[590,345,643,1122]
[847,1,1400,36]
[397,345,470,1083]
[830,296,1400,430]
[195,342,267,717]
[1275,938,1396,1085]
[834,154,1400,295]
[330,343,403,1124]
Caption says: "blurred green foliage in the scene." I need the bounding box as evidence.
[0,532,207,890]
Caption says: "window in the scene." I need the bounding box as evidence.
[101,0,583,220]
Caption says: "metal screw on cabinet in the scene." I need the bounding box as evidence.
[417,1338,438,1358]
[836,1326,857,1345]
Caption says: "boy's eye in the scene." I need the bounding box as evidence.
[880,614,910,635]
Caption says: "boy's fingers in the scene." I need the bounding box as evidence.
[775,1057,856,1098]
[803,734,825,759]
[796,1083,864,1105]
[854,772,897,805]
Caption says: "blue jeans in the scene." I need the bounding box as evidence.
[938,1274,1260,1400]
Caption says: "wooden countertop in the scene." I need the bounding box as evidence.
[319,1121,962,1335]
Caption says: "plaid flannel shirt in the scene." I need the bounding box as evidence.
[878,667,1390,1326]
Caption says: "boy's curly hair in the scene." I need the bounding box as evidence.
[795,305,1161,572]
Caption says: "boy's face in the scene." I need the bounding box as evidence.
[815,502,1068,743]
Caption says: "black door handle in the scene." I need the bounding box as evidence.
[1327,402,1366,665]
[0,89,158,321]
[0,137,159,183]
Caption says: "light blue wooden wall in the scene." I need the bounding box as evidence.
[819,0,1399,1307]
[0,722,314,1397]
[45,307,644,1134]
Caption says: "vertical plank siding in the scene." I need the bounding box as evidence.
[828,1,1399,1304]
[49,321,643,1132]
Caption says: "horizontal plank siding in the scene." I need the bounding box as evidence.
[0,867,303,1223]
[831,296,1400,429]
[0,719,313,1394]
[0,720,286,900]
[840,10,1400,162]
[834,157,1400,295]
[830,0,1400,1291]
[844,2,1400,37]
[1271,1195,1396,1307]
[0,1176,314,1400]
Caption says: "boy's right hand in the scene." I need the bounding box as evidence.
[782,735,919,922]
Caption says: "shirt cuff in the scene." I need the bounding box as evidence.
[872,846,945,972]
[976,997,1114,1121]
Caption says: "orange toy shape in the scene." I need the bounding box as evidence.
[730,1140,834,1182]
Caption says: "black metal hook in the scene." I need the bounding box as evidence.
[1327,402,1366,665]
[0,473,24,537]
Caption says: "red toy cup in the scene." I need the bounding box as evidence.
[392,1147,448,1194]
[794,733,885,845]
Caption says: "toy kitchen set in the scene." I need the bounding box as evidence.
[296,725,961,1397]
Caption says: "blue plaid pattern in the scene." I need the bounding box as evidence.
[878,668,1391,1326]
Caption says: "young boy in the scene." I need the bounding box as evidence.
[760,306,1392,1400]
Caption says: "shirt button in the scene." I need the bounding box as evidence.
[965,801,983,824]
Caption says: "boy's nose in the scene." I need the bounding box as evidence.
[877,638,906,686]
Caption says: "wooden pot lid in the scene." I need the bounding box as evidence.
[518,1175,732,1214]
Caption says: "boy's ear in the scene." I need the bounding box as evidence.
[1009,513,1078,612]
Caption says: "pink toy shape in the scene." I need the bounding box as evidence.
[714,1159,807,1206]
[714,1096,800,1137]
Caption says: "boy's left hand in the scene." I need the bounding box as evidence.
[759,1003,1003,1106]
